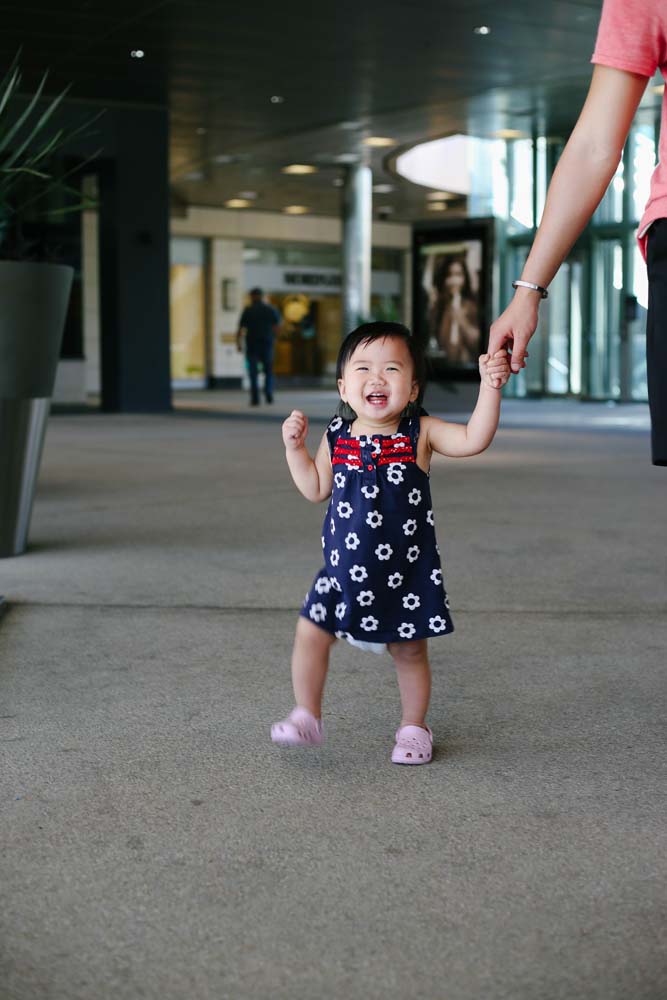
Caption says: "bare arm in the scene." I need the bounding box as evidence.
[488,65,649,370]
[424,353,510,458]
[282,410,333,502]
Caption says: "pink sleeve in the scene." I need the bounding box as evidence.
[592,0,667,78]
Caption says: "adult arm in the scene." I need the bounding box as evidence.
[236,308,248,352]
[488,66,649,371]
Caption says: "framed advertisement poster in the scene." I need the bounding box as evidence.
[413,219,494,376]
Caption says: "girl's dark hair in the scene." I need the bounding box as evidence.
[335,321,426,421]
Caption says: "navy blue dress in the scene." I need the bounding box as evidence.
[300,414,454,647]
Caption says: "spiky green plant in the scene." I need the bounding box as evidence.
[0,52,102,257]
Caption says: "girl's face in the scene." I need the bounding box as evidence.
[337,336,419,425]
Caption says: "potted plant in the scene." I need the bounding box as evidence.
[0,53,100,557]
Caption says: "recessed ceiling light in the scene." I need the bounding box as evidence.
[364,136,396,148]
[283,205,309,214]
[493,128,529,139]
[473,25,491,35]
[130,49,145,59]
[373,183,394,194]
[238,190,258,199]
[282,164,318,175]
[426,190,455,200]
[334,153,360,164]
[225,198,252,209]
[270,95,285,104]
[427,201,448,211]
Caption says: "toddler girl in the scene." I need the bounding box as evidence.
[271,321,509,764]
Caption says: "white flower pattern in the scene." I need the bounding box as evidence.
[397,622,416,639]
[302,417,452,645]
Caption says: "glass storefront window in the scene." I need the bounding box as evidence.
[169,238,207,386]
[632,124,656,224]
[593,158,624,224]
[509,140,534,230]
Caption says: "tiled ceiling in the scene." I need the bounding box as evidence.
[3,1,661,223]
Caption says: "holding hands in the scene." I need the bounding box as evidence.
[282,409,309,450]
[479,349,511,390]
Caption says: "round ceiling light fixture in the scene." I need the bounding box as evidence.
[282,164,318,175]
[364,136,396,148]
[225,198,252,209]
[426,190,455,200]
[373,183,394,194]
[270,95,285,104]
[473,25,491,35]
[130,49,145,59]
[493,128,529,139]
[283,205,309,214]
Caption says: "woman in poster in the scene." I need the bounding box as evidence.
[430,257,480,364]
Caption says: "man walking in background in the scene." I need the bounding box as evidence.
[237,288,281,406]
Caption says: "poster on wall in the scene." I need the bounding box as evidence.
[413,220,494,375]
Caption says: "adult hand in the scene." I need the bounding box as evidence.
[282,409,308,450]
[488,290,540,373]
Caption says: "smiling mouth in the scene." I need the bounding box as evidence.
[366,393,388,405]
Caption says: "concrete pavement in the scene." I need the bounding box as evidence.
[1,393,665,1000]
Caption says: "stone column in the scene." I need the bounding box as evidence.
[341,163,372,336]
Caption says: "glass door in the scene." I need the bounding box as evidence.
[505,242,586,396]
[589,236,624,399]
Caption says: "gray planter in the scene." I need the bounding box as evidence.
[0,261,74,557]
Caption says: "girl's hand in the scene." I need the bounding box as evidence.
[479,349,511,389]
[282,409,308,450]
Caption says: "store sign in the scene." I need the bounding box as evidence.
[284,271,341,287]
[245,264,400,296]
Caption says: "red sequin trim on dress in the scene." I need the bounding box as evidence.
[332,436,415,467]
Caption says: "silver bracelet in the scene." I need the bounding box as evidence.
[512,279,548,299]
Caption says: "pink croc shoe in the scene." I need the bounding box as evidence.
[391,724,433,765]
[271,707,324,747]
